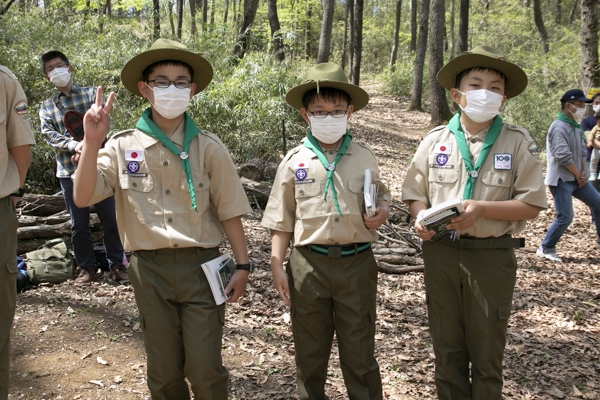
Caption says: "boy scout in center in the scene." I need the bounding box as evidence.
[262,62,391,400]
[73,39,252,400]
[402,46,547,399]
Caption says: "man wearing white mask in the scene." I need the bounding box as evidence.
[537,89,600,262]
[402,46,547,399]
[39,51,128,284]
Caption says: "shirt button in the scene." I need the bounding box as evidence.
[198,182,204,188]
[470,155,475,160]
[438,175,442,181]
[167,217,173,223]
[163,161,169,166]
[165,189,171,195]
[329,150,335,155]
[132,182,138,188]
[299,189,305,195]
[498,178,504,184]
[173,243,179,248]
[470,138,477,144]
[334,217,340,222]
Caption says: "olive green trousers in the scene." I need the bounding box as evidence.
[423,237,517,400]
[288,246,382,400]
[129,246,227,400]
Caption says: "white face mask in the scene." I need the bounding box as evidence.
[458,89,504,123]
[308,115,348,144]
[569,103,586,122]
[593,104,600,113]
[48,68,71,88]
[147,84,191,120]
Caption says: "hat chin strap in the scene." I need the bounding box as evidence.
[317,80,320,94]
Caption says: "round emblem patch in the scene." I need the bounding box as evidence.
[436,154,448,166]
[295,168,307,181]
[127,161,140,174]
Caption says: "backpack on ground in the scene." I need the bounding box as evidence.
[25,238,75,285]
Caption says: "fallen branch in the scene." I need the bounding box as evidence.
[377,261,424,274]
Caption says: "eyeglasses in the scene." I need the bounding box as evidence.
[307,109,348,119]
[45,62,68,73]
[147,79,192,89]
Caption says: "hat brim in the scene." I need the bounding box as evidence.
[437,54,528,99]
[121,48,213,97]
[286,81,369,111]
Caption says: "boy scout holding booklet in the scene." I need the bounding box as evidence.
[261,62,391,400]
[402,46,547,399]
[73,39,252,400]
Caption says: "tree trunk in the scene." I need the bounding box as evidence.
[223,0,229,23]
[168,0,175,36]
[153,0,160,39]
[349,0,363,85]
[532,0,549,54]
[202,0,208,32]
[232,0,259,60]
[317,0,335,63]
[569,0,578,24]
[176,0,184,39]
[408,0,429,111]
[428,0,452,127]
[457,0,469,54]
[210,0,215,25]
[581,0,599,92]
[267,0,284,61]
[304,2,312,60]
[409,0,417,52]
[555,0,561,24]
[190,0,198,35]
[448,0,455,59]
[341,0,349,69]
[389,0,402,72]
[348,0,355,74]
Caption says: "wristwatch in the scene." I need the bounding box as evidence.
[236,260,254,273]
[11,188,25,198]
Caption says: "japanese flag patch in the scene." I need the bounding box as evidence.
[125,149,144,162]
[293,161,310,170]
[434,143,452,154]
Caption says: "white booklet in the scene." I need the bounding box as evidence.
[364,169,378,217]
[201,253,235,305]
[416,198,464,241]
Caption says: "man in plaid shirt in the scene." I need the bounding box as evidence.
[39,50,128,284]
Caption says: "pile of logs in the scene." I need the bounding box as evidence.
[16,193,103,254]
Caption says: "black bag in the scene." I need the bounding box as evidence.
[25,238,75,285]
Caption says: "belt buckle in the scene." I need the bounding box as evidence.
[328,247,342,258]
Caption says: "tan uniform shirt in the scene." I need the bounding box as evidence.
[261,139,392,246]
[0,66,35,198]
[402,123,547,238]
[85,123,252,251]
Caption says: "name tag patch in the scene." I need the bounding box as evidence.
[494,153,512,170]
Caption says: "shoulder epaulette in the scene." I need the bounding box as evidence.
[353,140,376,157]
[425,125,447,137]
[0,66,17,80]
[281,144,303,164]
[505,124,535,141]
[110,129,136,139]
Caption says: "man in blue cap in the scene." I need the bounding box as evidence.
[537,89,600,262]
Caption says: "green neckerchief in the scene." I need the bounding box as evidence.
[557,111,586,142]
[448,113,504,200]
[303,131,352,216]
[136,108,200,211]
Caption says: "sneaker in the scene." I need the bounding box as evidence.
[536,245,562,262]
[590,173,597,181]
[110,264,129,283]
[74,266,97,285]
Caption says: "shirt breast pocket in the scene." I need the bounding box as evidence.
[180,174,210,224]
[481,170,512,200]
[428,170,459,204]
[295,183,323,228]
[347,178,365,215]
[119,175,155,224]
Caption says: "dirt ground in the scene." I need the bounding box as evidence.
[9,86,600,399]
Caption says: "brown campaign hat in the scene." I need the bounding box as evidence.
[285,62,369,111]
[436,45,528,99]
[121,38,213,97]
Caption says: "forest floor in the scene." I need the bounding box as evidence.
[9,84,600,399]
